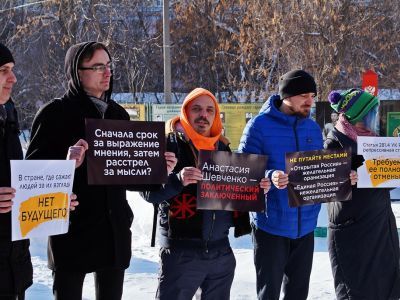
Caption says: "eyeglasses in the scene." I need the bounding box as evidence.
[79,62,115,73]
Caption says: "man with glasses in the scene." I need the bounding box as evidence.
[0,42,33,300]
[26,42,141,300]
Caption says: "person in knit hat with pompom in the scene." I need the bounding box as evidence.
[325,88,400,300]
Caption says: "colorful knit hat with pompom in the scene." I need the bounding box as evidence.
[328,88,379,124]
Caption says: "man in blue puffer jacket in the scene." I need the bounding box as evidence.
[238,70,323,300]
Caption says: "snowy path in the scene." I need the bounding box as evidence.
[25,193,400,300]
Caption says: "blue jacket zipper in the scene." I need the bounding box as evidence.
[293,118,301,238]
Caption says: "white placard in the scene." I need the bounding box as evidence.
[11,160,75,241]
[357,137,400,188]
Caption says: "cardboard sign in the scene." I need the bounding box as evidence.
[11,160,75,241]
[357,136,400,188]
[197,151,268,212]
[85,119,167,185]
[286,149,351,207]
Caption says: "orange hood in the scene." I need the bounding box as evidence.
[169,88,223,150]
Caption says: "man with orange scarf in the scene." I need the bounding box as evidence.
[142,88,270,300]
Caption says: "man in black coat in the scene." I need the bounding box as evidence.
[25,42,176,300]
[0,43,33,299]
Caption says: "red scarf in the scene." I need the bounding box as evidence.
[335,113,376,142]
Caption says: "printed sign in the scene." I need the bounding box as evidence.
[219,104,263,150]
[151,104,181,122]
[11,160,75,241]
[197,151,268,212]
[357,137,400,187]
[387,112,400,137]
[379,102,400,136]
[286,149,351,207]
[85,119,167,185]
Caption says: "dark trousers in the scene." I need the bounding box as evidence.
[156,246,236,300]
[0,293,24,300]
[252,226,314,300]
[52,268,125,300]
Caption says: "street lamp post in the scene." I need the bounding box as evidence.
[163,0,172,104]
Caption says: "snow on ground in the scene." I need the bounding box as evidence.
[25,192,400,300]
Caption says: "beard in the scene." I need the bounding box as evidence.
[193,117,211,135]
[290,106,310,118]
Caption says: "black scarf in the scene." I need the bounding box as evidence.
[0,104,6,138]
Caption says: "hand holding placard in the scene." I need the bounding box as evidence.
[179,167,203,186]
[349,170,358,186]
[67,139,89,169]
[165,152,177,175]
[259,178,271,194]
[0,187,15,213]
[271,170,288,189]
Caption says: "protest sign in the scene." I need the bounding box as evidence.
[11,160,75,241]
[357,136,400,187]
[197,151,268,212]
[85,119,167,185]
[285,149,351,207]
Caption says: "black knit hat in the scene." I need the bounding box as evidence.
[0,43,15,67]
[279,69,317,100]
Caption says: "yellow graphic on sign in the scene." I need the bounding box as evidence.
[18,192,69,237]
[365,158,400,187]
[122,104,146,121]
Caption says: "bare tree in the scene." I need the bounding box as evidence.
[169,0,400,101]
[1,0,164,127]
[1,0,399,128]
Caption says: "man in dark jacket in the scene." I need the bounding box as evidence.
[0,43,33,299]
[25,41,149,300]
[142,88,270,300]
[238,70,323,300]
